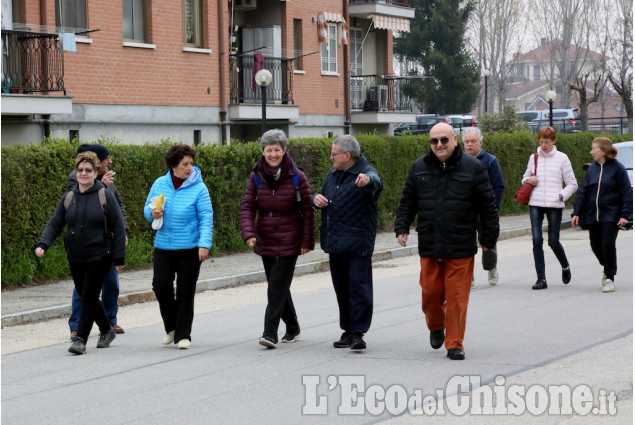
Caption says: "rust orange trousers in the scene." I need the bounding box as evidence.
[419,257,474,350]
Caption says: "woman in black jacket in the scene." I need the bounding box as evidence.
[36,152,126,354]
[572,137,632,293]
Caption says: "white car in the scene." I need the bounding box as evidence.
[614,141,633,185]
[445,114,478,135]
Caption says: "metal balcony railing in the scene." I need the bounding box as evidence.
[229,54,294,105]
[1,29,65,94]
[349,0,411,7]
[350,74,414,112]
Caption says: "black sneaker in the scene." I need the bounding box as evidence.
[333,331,351,348]
[350,334,366,351]
[259,335,277,349]
[96,328,116,348]
[447,348,465,360]
[281,330,301,343]
[532,279,547,290]
[69,336,86,355]
[562,268,571,284]
[430,328,445,349]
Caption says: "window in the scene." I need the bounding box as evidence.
[534,65,541,81]
[293,19,303,70]
[55,0,87,30]
[350,28,363,76]
[320,23,337,74]
[123,0,145,41]
[183,0,203,47]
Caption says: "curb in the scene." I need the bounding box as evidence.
[1,221,570,328]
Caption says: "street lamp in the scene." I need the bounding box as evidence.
[545,90,556,128]
[483,69,490,114]
[255,69,273,135]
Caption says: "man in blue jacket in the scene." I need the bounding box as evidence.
[463,128,505,287]
[313,136,382,351]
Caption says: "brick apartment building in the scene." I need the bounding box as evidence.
[1,0,415,145]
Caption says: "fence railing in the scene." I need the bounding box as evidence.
[585,117,630,135]
[1,29,65,94]
[350,74,414,112]
[229,54,294,105]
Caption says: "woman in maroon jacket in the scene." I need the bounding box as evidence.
[241,129,315,348]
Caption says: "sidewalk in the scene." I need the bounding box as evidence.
[1,211,572,327]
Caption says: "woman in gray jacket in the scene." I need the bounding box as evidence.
[36,152,126,355]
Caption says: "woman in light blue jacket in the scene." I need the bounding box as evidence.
[144,145,213,350]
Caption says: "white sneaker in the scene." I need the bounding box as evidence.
[488,268,499,286]
[177,339,191,349]
[602,279,615,293]
[471,277,475,289]
[601,273,607,287]
[162,331,175,345]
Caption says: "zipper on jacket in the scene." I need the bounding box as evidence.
[595,163,604,222]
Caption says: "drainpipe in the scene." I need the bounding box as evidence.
[343,0,351,134]
[218,0,228,145]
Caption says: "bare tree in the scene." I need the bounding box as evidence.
[568,1,608,131]
[606,0,633,133]
[467,0,524,114]
[529,0,598,108]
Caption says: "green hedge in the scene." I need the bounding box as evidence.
[1,132,630,286]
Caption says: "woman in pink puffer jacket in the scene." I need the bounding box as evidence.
[522,126,578,290]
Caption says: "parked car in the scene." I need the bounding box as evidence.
[527,109,581,133]
[516,110,541,122]
[615,141,633,185]
[445,114,478,135]
[411,116,450,135]
[393,122,417,135]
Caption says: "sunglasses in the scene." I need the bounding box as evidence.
[77,168,94,174]
[429,137,451,145]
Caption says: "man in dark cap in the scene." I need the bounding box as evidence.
[67,144,128,338]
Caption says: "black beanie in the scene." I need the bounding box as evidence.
[77,144,110,161]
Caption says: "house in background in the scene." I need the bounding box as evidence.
[1,0,415,146]
[501,40,626,121]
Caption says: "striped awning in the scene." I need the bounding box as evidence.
[322,12,345,23]
[368,15,411,32]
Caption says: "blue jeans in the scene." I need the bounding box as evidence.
[68,264,119,331]
[530,206,569,280]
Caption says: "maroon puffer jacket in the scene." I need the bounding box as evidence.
[240,156,315,258]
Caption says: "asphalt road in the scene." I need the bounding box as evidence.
[2,229,632,424]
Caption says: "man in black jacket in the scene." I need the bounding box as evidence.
[395,123,499,360]
[67,144,128,339]
[313,135,382,351]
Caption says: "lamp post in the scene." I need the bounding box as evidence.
[483,69,490,114]
[255,69,273,135]
[545,90,556,128]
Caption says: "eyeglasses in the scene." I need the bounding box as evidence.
[330,152,348,158]
[429,137,451,145]
[77,168,94,174]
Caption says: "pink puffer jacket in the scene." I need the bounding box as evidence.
[522,146,578,208]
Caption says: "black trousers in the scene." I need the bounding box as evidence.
[152,248,201,343]
[329,254,373,334]
[261,256,300,342]
[588,221,620,280]
[69,256,113,341]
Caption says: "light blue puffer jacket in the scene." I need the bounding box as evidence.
[144,166,213,250]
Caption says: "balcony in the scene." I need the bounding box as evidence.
[349,0,415,19]
[350,75,415,112]
[228,53,298,122]
[1,29,72,116]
